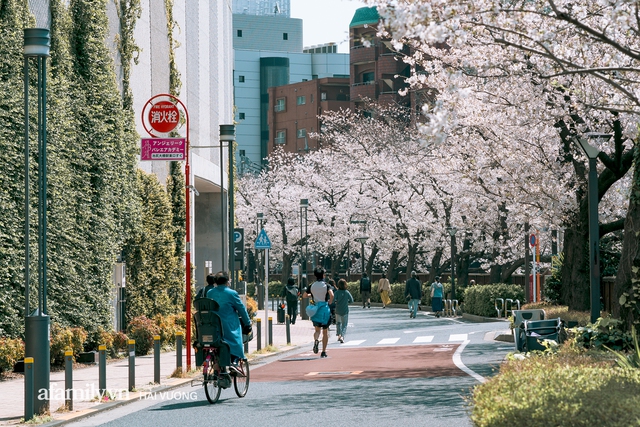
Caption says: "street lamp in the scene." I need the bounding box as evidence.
[447,227,458,300]
[575,132,611,323]
[256,212,264,309]
[355,235,369,275]
[299,199,309,319]
[220,125,236,287]
[23,27,51,418]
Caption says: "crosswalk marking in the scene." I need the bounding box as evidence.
[413,336,434,343]
[377,338,400,345]
[449,334,468,341]
[342,340,366,346]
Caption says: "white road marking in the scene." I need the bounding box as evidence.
[342,340,366,346]
[449,334,468,341]
[413,336,434,343]
[377,338,400,345]
[453,340,486,383]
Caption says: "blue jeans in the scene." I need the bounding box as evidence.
[336,313,349,337]
[408,299,420,317]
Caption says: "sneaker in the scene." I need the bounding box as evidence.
[313,339,319,354]
[363,305,366,309]
[320,352,327,358]
[217,373,231,389]
[367,302,371,309]
[229,362,242,376]
[338,337,344,343]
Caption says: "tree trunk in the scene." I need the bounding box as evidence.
[614,151,640,329]
[405,243,418,277]
[366,244,379,278]
[282,252,293,281]
[387,250,400,283]
[429,247,444,284]
[560,225,590,311]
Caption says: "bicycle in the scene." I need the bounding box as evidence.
[193,298,252,404]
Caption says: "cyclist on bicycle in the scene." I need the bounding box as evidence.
[206,271,252,385]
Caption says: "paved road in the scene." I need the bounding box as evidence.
[64,308,511,427]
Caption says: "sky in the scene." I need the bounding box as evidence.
[290,0,369,53]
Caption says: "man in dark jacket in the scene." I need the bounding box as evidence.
[405,271,422,318]
[281,276,300,324]
[360,273,372,309]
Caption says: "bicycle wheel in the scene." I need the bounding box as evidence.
[203,360,222,404]
[233,359,250,398]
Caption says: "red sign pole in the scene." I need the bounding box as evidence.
[142,94,191,371]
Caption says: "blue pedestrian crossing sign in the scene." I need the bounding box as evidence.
[255,228,272,249]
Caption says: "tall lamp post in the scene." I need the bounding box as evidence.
[300,199,309,319]
[447,227,458,300]
[220,125,236,286]
[355,235,369,275]
[256,212,264,310]
[575,132,611,324]
[24,27,51,418]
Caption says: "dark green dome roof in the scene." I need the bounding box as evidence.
[349,7,379,28]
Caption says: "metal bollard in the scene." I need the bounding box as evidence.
[452,300,459,316]
[128,339,136,392]
[24,357,34,421]
[495,298,504,318]
[285,314,291,345]
[256,318,262,351]
[154,335,160,384]
[65,350,73,410]
[175,332,183,370]
[99,345,106,395]
[268,317,273,346]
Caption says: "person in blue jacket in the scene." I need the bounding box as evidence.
[206,271,252,370]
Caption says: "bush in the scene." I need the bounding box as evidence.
[153,313,184,349]
[471,350,640,426]
[86,326,114,353]
[520,303,590,327]
[463,283,524,317]
[0,337,24,373]
[572,316,633,351]
[245,296,257,319]
[127,316,160,355]
[112,331,129,354]
[50,323,88,366]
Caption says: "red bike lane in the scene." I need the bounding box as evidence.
[251,344,467,382]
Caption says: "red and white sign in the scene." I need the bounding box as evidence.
[148,101,179,133]
[140,138,186,161]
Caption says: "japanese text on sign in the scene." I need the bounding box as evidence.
[140,138,186,161]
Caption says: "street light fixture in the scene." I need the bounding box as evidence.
[355,235,369,275]
[220,125,236,287]
[575,132,612,323]
[299,199,309,319]
[447,227,458,300]
[256,212,264,309]
[23,27,51,418]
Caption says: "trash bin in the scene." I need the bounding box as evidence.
[512,309,545,351]
[277,303,286,324]
[521,318,563,352]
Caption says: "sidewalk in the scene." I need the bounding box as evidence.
[0,310,315,426]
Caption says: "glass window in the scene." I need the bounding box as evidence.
[283,33,288,40]
[362,72,375,83]
[239,112,245,120]
[237,30,242,37]
[275,98,286,112]
[238,75,245,83]
[297,129,306,138]
[297,95,306,105]
[321,92,327,101]
[275,130,286,144]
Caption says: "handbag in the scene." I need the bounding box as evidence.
[310,301,330,324]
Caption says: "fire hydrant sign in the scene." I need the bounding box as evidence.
[141,138,186,161]
[148,101,179,133]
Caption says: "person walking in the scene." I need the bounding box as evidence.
[377,273,391,308]
[405,271,422,319]
[327,278,338,325]
[360,272,372,308]
[430,276,444,318]
[334,278,354,343]
[303,266,334,358]
[281,276,300,324]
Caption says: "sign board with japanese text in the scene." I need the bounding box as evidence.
[140,138,186,161]
[148,101,180,133]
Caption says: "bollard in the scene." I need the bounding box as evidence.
[285,314,291,345]
[65,350,73,411]
[268,317,273,346]
[128,339,135,392]
[256,318,262,351]
[24,357,34,421]
[154,335,161,384]
[99,345,107,395]
[495,298,504,318]
[175,332,183,370]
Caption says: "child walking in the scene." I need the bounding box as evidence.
[334,279,354,343]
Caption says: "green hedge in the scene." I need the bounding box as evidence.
[463,283,524,317]
[472,352,640,426]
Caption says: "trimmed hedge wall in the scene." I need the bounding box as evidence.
[463,283,524,317]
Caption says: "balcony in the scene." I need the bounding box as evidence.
[351,81,378,101]
[350,44,377,65]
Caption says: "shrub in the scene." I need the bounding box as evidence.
[153,313,183,349]
[463,283,524,317]
[86,327,114,353]
[50,323,88,366]
[471,350,640,426]
[112,331,129,354]
[0,337,24,373]
[127,316,160,355]
[245,296,257,319]
[572,316,633,351]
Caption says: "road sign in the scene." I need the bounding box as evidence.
[234,228,244,270]
[529,234,537,247]
[140,138,186,161]
[255,228,272,249]
[148,100,179,133]
[292,264,299,275]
